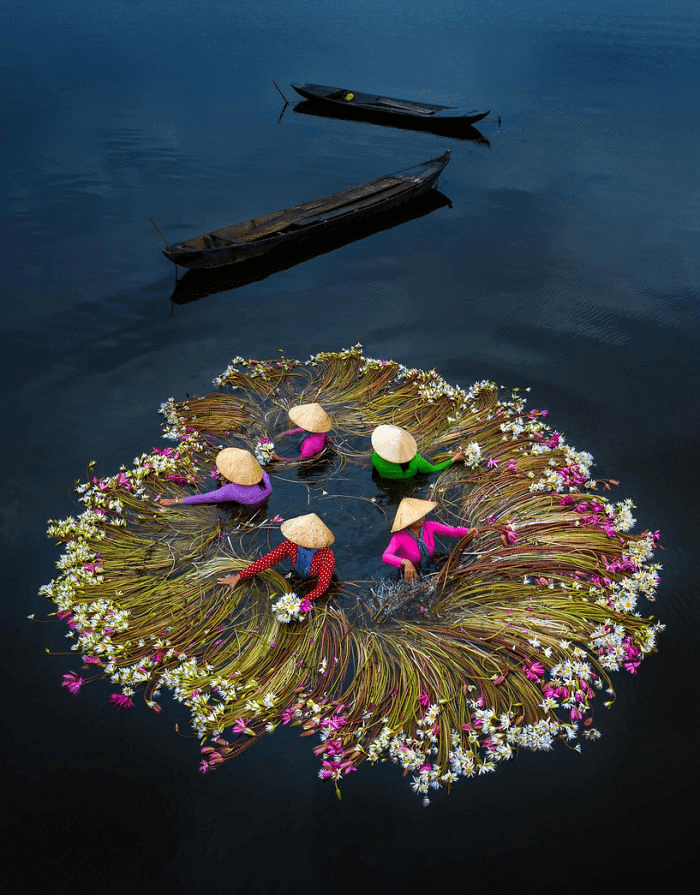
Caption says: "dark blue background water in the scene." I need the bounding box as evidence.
[2,1,698,891]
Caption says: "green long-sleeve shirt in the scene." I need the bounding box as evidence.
[371,451,453,480]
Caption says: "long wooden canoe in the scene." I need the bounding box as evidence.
[291,83,490,128]
[170,189,452,303]
[162,151,451,270]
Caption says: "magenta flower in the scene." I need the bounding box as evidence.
[232,717,255,736]
[61,672,84,695]
[325,738,345,757]
[200,747,223,768]
[487,457,499,469]
[299,597,313,613]
[109,693,134,710]
[500,521,517,545]
[418,691,430,707]
[523,661,545,681]
[321,714,347,731]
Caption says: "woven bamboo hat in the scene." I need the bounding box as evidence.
[391,497,437,532]
[280,513,335,548]
[288,402,332,433]
[371,424,417,464]
[215,448,263,485]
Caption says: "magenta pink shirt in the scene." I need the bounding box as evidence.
[382,520,470,569]
[277,428,330,460]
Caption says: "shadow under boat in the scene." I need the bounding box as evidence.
[290,100,491,145]
[170,188,452,304]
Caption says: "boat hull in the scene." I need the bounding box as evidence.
[162,152,450,270]
[170,189,452,303]
[291,83,490,128]
[292,100,490,144]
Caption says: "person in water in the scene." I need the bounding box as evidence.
[370,425,465,479]
[271,403,332,461]
[382,497,471,582]
[218,513,336,602]
[160,448,271,508]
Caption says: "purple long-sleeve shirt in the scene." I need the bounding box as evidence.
[276,428,330,460]
[382,520,470,569]
[181,470,272,506]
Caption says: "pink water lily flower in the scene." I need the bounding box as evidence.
[116,473,132,490]
[61,672,84,695]
[321,714,347,731]
[109,693,134,710]
[232,717,254,735]
[523,661,545,681]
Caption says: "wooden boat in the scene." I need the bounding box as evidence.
[290,83,490,127]
[162,151,451,270]
[292,98,490,145]
[170,189,452,303]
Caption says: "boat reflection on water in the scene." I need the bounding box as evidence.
[171,188,452,304]
[290,100,491,145]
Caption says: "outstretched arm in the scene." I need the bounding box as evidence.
[239,540,295,580]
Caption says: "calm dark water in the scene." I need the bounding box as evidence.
[2,1,698,892]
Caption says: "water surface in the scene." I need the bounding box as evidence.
[2,1,698,891]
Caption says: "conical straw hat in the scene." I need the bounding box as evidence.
[288,403,332,433]
[391,497,437,532]
[371,425,417,463]
[280,513,335,548]
[215,448,263,485]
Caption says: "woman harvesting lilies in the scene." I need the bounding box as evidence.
[160,448,271,508]
[218,513,336,605]
[382,497,471,581]
[370,424,464,479]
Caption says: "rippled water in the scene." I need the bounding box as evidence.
[2,1,698,891]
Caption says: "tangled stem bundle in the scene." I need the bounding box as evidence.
[40,345,663,801]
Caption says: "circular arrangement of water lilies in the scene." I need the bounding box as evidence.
[40,345,663,802]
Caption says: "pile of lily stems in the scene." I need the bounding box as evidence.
[41,345,663,800]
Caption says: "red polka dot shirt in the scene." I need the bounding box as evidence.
[239,540,336,602]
